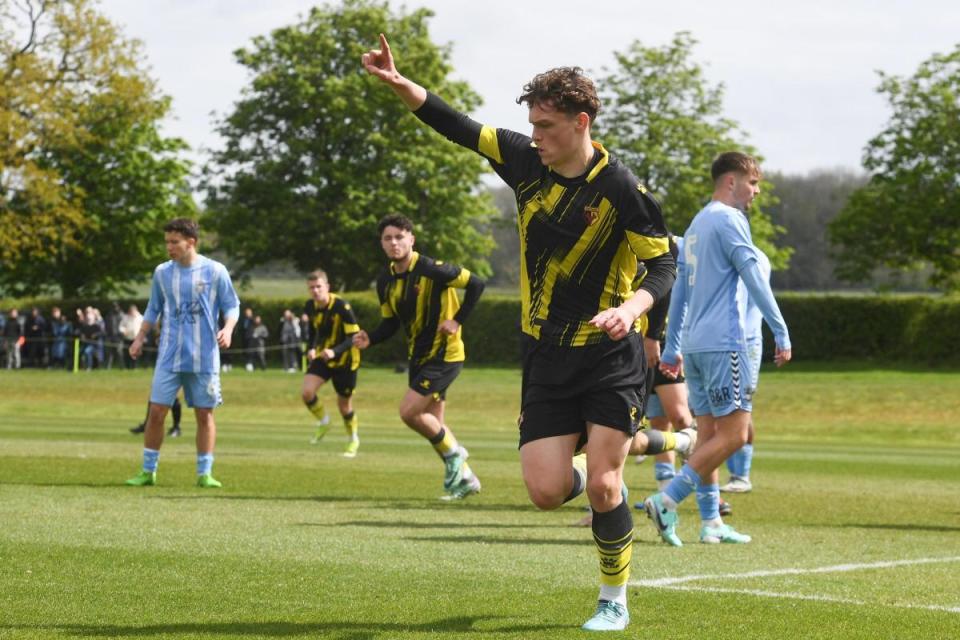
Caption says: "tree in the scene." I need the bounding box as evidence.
[830,44,960,291]
[0,0,193,298]
[766,170,867,290]
[593,32,790,268]
[204,0,496,290]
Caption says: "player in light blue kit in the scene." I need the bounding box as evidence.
[125,218,240,488]
[721,248,771,494]
[643,152,791,545]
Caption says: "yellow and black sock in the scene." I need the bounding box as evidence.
[592,499,634,589]
[428,427,459,458]
[640,429,676,456]
[564,453,587,504]
[343,411,358,439]
[304,395,326,422]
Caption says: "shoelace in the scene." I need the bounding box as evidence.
[594,600,625,622]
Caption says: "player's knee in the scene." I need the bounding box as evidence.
[398,404,420,427]
[526,485,565,511]
[586,475,621,510]
[301,390,315,404]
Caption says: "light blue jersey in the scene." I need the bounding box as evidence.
[144,255,240,373]
[663,201,789,363]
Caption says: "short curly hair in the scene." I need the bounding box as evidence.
[516,67,600,122]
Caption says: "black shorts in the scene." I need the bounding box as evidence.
[409,359,462,400]
[306,359,358,397]
[518,333,647,449]
[652,365,685,388]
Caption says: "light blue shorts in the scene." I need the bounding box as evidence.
[684,350,753,418]
[151,369,222,409]
[645,393,665,419]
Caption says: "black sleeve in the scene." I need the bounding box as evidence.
[330,335,355,358]
[453,273,485,325]
[637,252,676,306]
[644,236,679,339]
[645,287,670,340]
[413,92,483,150]
[366,317,401,346]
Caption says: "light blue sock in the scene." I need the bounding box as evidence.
[664,464,700,505]
[696,481,721,521]
[726,451,739,476]
[142,448,160,473]
[654,462,676,482]
[197,453,214,476]
[739,443,754,479]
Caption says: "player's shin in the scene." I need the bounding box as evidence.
[592,499,633,606]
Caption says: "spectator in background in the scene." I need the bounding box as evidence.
[251,315,269,370]
[300,312,310,364]
[119,304,143,369]
[49,307,73,370]
[24,307,47,367]
[0,310,6,364]
[105,303,124,369]
[280,309,301,373]
[79,306,105,370]
[4,308,23,369]
[241,307,256,371]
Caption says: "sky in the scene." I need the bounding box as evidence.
[96,0,960,176]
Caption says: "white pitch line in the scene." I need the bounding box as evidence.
[632,555,960,587]
[652,584,960,614]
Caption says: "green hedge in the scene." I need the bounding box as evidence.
[7,292,959,366]
[763,293,959,364]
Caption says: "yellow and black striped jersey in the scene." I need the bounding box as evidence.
[375,252,472,366]
[414,93,674,348]
[304,294,360,371]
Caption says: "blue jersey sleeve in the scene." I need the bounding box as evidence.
[661,252,687,365]
[216,265,240,321]
[143,267,164,325]
[738,260,791,350]
[722,213,759,272]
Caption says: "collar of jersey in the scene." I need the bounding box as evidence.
[390,251,420,278]
[549,141,609,185]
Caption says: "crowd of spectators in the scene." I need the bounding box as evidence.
[1,304,307,372]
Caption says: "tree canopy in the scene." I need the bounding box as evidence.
[830,44,960,291]
[204,0,496,291]
[0,0,193,298]
[593,32,791,268]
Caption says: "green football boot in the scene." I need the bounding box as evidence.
[643,492,683,547]
[440,474,481,501]
[196,473,222,488]
[442,446,468,491]
[125,470,156,486]
[342,439,359,458]
[700,523,751,544]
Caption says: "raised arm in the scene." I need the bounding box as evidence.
[361,33,427,111]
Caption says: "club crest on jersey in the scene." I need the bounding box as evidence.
[583,205,600,225]
[195,281,207,295]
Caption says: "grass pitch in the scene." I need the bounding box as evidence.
[1,365,959,639]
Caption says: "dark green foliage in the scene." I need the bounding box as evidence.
[830,44,960,291]
[762,293,960,364]
[593,32,791,269]
[0,0,194,298]
[204,0,496,291]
